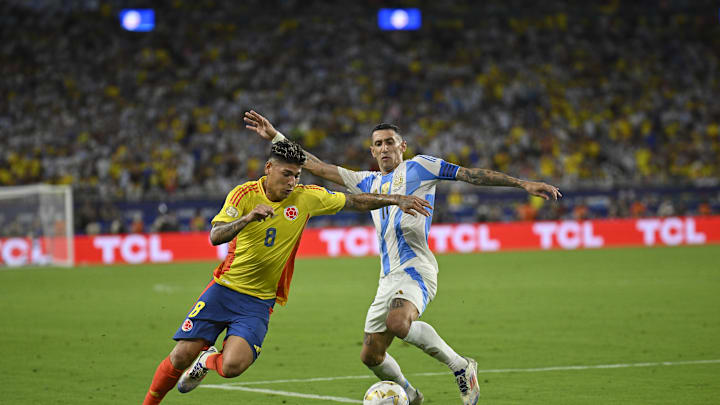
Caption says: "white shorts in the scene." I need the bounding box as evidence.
[364,266,437,334]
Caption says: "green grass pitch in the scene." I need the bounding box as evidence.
[2,245,719,404]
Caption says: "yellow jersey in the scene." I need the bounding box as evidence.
[211,176,346,305]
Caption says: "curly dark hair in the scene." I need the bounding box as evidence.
[270,140,306,166]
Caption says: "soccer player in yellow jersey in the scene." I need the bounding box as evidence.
[142,140,432,405]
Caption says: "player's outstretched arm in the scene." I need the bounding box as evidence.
[343,193,432,217]
[244,110,345,185]
[210,204,275,245]
[456,167,562,200]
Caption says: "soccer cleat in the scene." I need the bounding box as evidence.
[454,357,480,405]
[177,346,218,393]
[409,387,424,405]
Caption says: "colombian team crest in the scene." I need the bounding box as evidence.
[284,206,299,221]
[181,318,193,332]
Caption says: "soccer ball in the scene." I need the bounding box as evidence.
[363,381,409,405]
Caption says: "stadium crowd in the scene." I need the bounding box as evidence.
[1,0,719,233]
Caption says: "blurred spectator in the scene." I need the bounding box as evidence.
[190,209,208,232]
[516,199,538,221]
[630,200,647,218]
[130,213,145,234]
[572,203,589,221]
[657,199,675,217]
[151,203,179,233]
[110,216,127,234]
[698,202,712,216]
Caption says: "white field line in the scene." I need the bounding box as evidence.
[206,358,720,388]
[200,385,363,403]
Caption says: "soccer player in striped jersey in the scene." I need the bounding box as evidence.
[142,140,432,405]
[245,110,561,405]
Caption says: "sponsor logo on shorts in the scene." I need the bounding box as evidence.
[181,318,193,332]
[284,206,299,221]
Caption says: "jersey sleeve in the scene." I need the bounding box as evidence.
[411,155,460,180]
[337,167,378,194]
[211,185,251,224]
[300,185,347,217]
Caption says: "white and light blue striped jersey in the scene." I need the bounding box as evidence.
[338,155,460,277]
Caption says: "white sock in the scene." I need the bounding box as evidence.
[403,321,469,373]
[368,353,419,400]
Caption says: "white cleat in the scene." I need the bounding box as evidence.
[177,346,218,393]
[409,387,424,405]
[454,357,480,405]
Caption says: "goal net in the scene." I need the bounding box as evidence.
[0,184,74,267]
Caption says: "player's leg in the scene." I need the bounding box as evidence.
[361,277,423,404]
[391,268,479,405]
[388,297,467,371]
[157,281,227,396]
[399,305,479,404]
[143,339,208,405]
[204,335,255,377]
[183,288,274,383]
[361,331,424,405]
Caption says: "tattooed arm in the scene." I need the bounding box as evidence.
[456,167,562,200]
[209,204,275,245]
[343,193,432,217]
[303,149,345,186]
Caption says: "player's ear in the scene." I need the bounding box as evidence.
[264,160,272,175]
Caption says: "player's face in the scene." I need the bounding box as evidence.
[370,129,406,174]
[264,160,301,202]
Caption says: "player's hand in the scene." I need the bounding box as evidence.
[244,110,277,141]
[245,204,275,222]
[396,195,432,217]
[521,181,562,200]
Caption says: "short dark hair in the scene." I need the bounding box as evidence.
[270,140,306,166]
[371,123,401,136]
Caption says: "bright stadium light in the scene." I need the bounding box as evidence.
[390,9,409,29]
[378,8,421,31]
[119,9,155,32]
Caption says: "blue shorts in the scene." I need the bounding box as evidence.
[173,281,275,359]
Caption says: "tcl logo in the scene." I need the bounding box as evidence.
[636,218,706,246]
[0,238,48,266]
[319,228,380,256]
[318,224,501,257]
[93,235,173,264]
[532,221,604,250]
[428,224,499,253]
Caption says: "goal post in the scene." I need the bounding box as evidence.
[0,184,74,267]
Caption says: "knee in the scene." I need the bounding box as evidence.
[385,314,411,339]
[360,349,385,367]
[169,347,198,370]
[221,358,252,378]
[221,364,242,378]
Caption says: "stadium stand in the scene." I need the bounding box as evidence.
[1,0,718,234]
